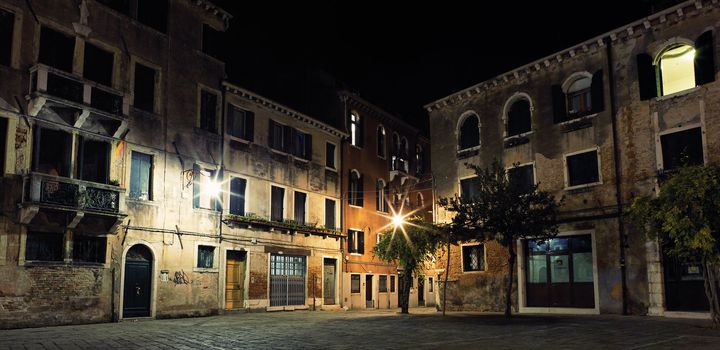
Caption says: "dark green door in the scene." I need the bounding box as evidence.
[123,245,152,317]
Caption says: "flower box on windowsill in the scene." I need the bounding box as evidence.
[223,213,343,237]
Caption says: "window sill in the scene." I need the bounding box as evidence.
[462,270,486,274]
[193,207,222,215]
[558,113,598,126]
[325,166,337,172]
[565,181,603,192]
[126,198,158,206]
[656,86,700,101]
[350,253,363,256]
[194,267,219,273]
[348,205,363,209]
[504,130,534,140]
[227,135,251,144]
[350,144,363,150]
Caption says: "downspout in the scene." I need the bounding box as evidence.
[219,84,226,244]
[605,37,628,315]
[339,94,348,308]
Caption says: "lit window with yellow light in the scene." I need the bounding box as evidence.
[658,44,696,96]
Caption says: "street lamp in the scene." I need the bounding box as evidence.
[392,214,405,228]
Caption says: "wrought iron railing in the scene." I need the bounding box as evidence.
[25,173,123,214]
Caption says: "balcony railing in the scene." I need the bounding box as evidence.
[223,212,343,237]
[29,64,128,118]
[24,172,125,214]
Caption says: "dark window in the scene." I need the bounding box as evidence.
[429,277,433,292]
[351,274,360,293]
[460,177,481,200]
[348,229,364,254]
[137,0,168,33]
[200,90,218,133]
[325,199,336,230]
[202,24,223,60]
[507,99,531,136]
[350,113,362,147]
[39,26,75,72]
[227,105,254,141]
[376,180,387,212]
[133,63,156,112]
[25,232,63,261]
[0,8,13,66]
[294,191,306,225]
[229,177,246,216]
[33,128,72,177]
[459,114,480,150]
[661,127,704,171]
[508,164,534,193]
[292,130,312,160]
[73,235,107,263]
[268,119,285,151]
[390,276,396,293]
[416,145,424,175]
[377,126,386,158]
[197,245,215,268]
[83,43,113,86]
[348,171,363,207]
[271,186,284,222]
[379,275,388,292]
[130,151,152,200]
[325,142,336,169]
[78,138,110,184]
[462,244,485,272]
[567,150,600,187]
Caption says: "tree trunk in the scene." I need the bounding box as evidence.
[442,238,451,316]
[702,259,720,327]
[400,270,413,314]
[504,246,516,318]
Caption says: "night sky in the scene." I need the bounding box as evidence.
[213,0,680,131]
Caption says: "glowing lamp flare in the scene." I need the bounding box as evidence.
[392,214,405,227]
[206,179,222,198]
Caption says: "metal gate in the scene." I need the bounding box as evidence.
[270,254,306,307]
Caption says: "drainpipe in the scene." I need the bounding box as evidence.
[605,37,628,315]
[219,84,226,244]
[339,93,348,308]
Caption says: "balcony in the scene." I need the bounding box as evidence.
[27,64,129,138]
[19,172,126,233]
[223,213,343,238]
[389,156,416,182]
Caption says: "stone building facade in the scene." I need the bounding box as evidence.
[339,91,435,310]
[426,0,719,316]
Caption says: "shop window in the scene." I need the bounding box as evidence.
[351,274,360,293]
[379,275,388,292]
[325,142,336,169]
[130,151,152,200]
[506,98,531,137]
[133,63,157,113]
[39,26,75,72]
[566,150,600,187]
[229,177,246,216]
[271,185,284,222]
[25,231,63,262]
[377,126,386,158]
[325,199,336,230]
[197,245,215,268]
[73,235,107,263]
[33,128,72,177]
[78,138,110,184]
[83,43,114,87]
[661,127,704,171]
[348,229,364,254]
[462,244,485,272]
[294,191,307,225]
[0,8,14,66]
[508,164,534,193]
[199,89,218,133]
[227,105,254,141]
[458,113,480,150]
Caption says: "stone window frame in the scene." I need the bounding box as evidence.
[651,36,700,100]
[561,71,596,121]
[127,147,156,203]
[502,92,535,139]
[563,147,603,191]
[323,196,339,230]
[130,56,163,116]
[268,182,288,223]
[460,242,486,273]
[456,110,481,153]
[193,241,219,273]
[654,122,707,172]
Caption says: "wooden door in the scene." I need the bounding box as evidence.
[225,250,246,309]
[323,259,336,305]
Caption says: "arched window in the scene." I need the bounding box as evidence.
[566,76,592,117]
[415,144,424,175]
[376,179,388,212]
[658,44,696,96]
[416,193,424,208]
[350,112,362,147]
[391,132,400,156]
[377,125,386,158]
[349,170,363,207]
[553,71,604,123]
[458,113,480,150]
[506,98,531,137]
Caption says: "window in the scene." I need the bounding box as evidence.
[566,150,600,187]
[351,274,361,293]
[39,26,75,72]
[0,8,14,66]
[376,179,387,212]
[658,44,696,96]
[348,229,364,254]
[348,170,363,207]
[227,105,254,141]
[292,130,312,160]
[73,235,107,263]
[391,133,408,172]
[379,275,388,292]
[429,277,433,292]
[325,142,336,169]
[350,112,362,147]
[416,144,424,175]
[460,176,481,200]
[130,151,152,200]
[271,186,285,222]
[508,164,534,193]
[400,137,408,158]
[553,71,604,123]
[134,63,157,113]
[25,232,63,262]
[202,24,223,60]
[199,89,218,133]
[33,127,72,177]
[83,43,114,87]
[377,126,386,158]
[458,113,480,150]
[416,193,424,208]
[269,119,286,151]
[566,77,592,117]
[506,99,531,137]
[660,127,704,171]
[390,276,396,293]
[97,0,168,33]
[267,120,310,159]
[325,199,336,230]
[294,191,307,225]
[197,245,215,268]
[78,138,110,184]
[229,177,247,216]
[462,244,485,272]
[192,164,221,211]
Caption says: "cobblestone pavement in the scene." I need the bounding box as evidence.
[1,308,719,349]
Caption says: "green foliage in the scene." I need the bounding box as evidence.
[629,165,720,261]
[373,217,444,274]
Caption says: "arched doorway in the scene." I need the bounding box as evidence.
[123,244,153,317]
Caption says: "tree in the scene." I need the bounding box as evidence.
[373,217,443,314]
[439,160,563,317]
[628,165,720,326]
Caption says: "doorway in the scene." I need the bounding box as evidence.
[663,253,709,311]
[323,258,336,305]
[418,277,425,306]
[123,245,152,318]
[365,275,373,308]
[225,250,246,309]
